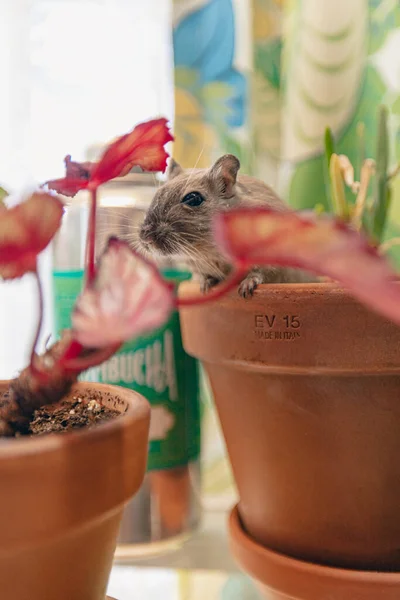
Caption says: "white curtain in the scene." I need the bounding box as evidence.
[0,0,174,378]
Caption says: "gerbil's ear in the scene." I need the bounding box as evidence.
[209,154,240,198]
[166,158,183,180]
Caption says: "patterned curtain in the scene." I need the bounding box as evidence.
[172,0,400,502]
[172,0,253,173]
[172,0,400,238]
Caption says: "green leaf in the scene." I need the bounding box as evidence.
[254,38,282,90]
[324,127,335,210]
[372,105,390,243]
[330,153,350,219]
[376,105,389,175]
[373,183,392,243]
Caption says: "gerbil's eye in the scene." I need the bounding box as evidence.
[181,191,205,207]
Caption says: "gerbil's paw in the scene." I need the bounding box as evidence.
[201,275,222,294]
[238,274,262,299]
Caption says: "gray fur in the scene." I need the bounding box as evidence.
[138,155,314,298]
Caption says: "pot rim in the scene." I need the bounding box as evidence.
[179,281,400,375]
[0,380,150,551]
[179,280,400,309]
[229,505,400,596]
[0,380,149,458]
[179,281,358,303]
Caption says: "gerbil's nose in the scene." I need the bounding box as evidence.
[140,222,169,249]
[140,223,153,242]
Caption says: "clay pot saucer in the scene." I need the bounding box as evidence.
[229,505,400,600]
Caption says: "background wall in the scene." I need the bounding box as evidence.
[0,0,174,378]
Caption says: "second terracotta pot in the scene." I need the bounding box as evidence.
[0,381,150,600]
[179,283,400,570]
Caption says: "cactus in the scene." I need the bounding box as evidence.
[372,105,390,244]
[324,105,399,249]
[324,127,335,210]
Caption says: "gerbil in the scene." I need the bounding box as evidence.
[138,154,314,298]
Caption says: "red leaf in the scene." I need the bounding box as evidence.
[89,118,173,186]
[72,238,175,347]
[45,118,173,195]
[64,155,94,180]
[44,156,94,198]
[0,192,64,279]
[45,177,89,197]
[213,207,400,325]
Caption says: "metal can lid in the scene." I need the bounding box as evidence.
[161,269,192,285]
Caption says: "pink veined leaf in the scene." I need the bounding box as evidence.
[0,192,64,279]
[72,238,175,347]
[213,207,400,326]
[89,117,174,186]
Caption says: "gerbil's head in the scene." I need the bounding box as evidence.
[138,154,240,260]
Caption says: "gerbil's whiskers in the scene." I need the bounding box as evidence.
[176,238,224,279]
[151,172,161,189]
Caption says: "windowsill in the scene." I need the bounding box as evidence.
[108,509,262,599]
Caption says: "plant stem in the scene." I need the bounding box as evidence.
[60,343,122,372]
[29,269,44,371]
[28,181,101,383]
[58,339,84,362]
[85,186,98,286]
[49,185,98,374]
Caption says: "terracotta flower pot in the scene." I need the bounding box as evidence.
[179,282,400,570]
[229,505,400,600]
[0,381,150,600]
